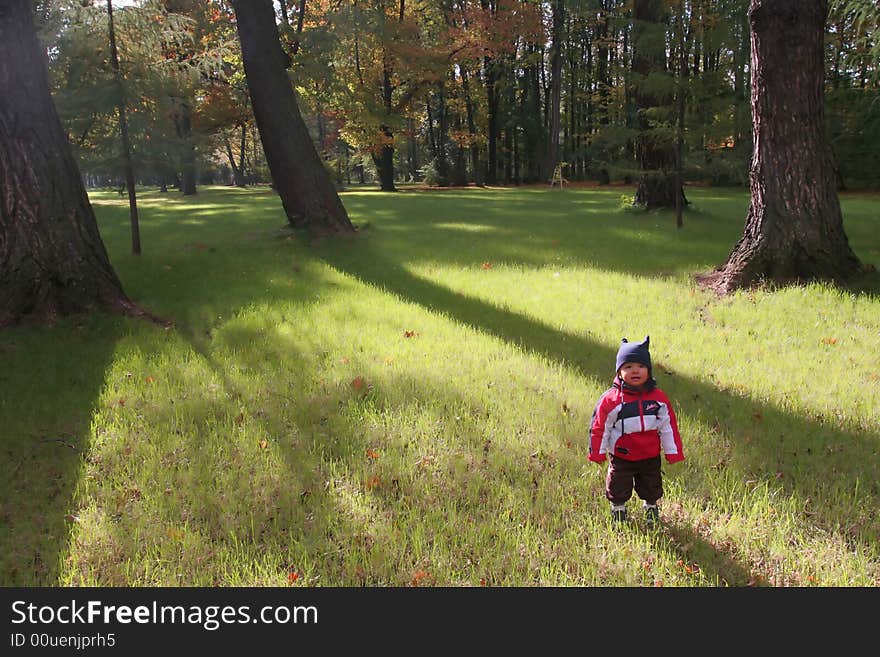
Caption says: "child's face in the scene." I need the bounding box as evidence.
[618,362,649,387]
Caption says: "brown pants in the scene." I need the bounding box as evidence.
[605,455,663,506]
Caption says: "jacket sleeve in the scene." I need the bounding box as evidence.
[657,392,685,463]
[588,393,609,463]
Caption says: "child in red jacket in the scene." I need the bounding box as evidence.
[589,336,684,527]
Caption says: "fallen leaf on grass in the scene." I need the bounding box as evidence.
[366,448,380,459]
[481,262,492,270]
[258,439,269,450]
[288,572,300,584]
[410,570,431,586]
[351,376,366,390]
[366,476,382,490]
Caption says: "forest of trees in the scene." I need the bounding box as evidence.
[34,0,879,198]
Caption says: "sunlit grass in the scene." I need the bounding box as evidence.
[1,184,878,587]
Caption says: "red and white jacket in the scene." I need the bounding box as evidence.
[589,378,685,463]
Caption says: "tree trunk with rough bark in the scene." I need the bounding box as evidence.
[0,0,139,327]
[698,0,863,294]
[230,0,353,235]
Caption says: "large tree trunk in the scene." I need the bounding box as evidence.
[631,0,686,210]
[0,0,138,327]
[698,0,863,294]
[230,0,353,235]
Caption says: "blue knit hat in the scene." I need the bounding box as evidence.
[615,336,652,373]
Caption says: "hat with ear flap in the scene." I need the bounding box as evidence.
[615,336,652,374]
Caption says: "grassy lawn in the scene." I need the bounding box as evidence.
[1,184,878,586]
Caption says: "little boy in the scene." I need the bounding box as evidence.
[588,336,684,527]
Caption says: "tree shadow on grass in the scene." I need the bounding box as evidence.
[317,245,880,561]
[0,317,126,585]
[652,520,754,586]
[339,187,880,300]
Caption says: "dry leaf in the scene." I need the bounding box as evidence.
[351,376,366,390]
[481,262,492,270]
[258,439,269,450]
[410,570,431,586]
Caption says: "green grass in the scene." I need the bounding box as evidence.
[1,184,878,587]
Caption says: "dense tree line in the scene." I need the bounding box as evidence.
[36,0,879,196]
[3,0,869,324]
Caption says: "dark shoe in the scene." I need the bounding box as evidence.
[645,506,660,529]
[611,507,627,523]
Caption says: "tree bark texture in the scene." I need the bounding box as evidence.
[700,0,863,293]
[632,0,686,210]
[0,0,136,327]
[230,0,353,235]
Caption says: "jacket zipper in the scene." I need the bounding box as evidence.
[638,392,645,431]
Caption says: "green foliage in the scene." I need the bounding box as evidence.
[2,187,878,586]
[831,0,880,85]
[826,86,880,190]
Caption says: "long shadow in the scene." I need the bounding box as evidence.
[0,317,126,585]
[0,187,328,585]
[318,244,880,557]
[654,520,754,586]
[338,187,880,299]
[13,186,874,585]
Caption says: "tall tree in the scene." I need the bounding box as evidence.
[544,0,565,177]
[631,0,686,209]
[698,0,863,294]
[107,0,141,255]
[1,0,139,327]
[230,0,353,235]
